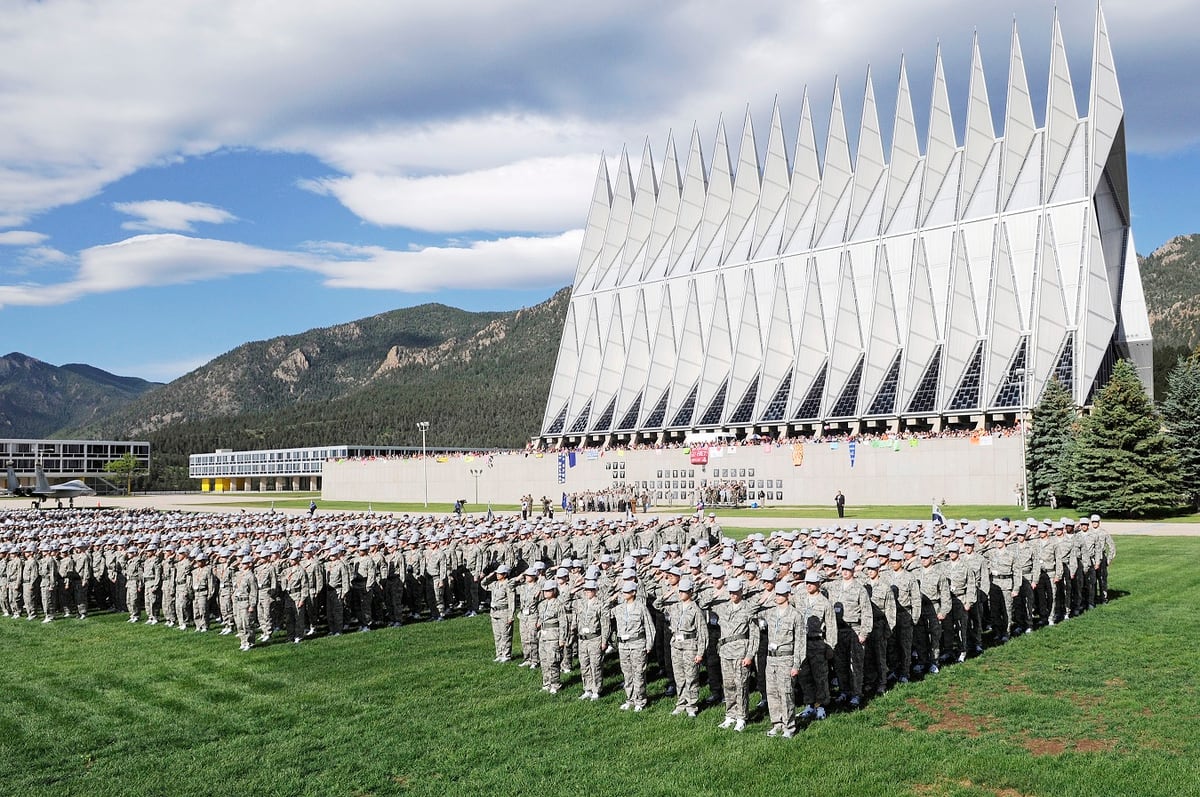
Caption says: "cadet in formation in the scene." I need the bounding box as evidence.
[3,506,1116,737]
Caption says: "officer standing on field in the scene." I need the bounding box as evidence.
[667,577,708,718]
[535,580,567,694]
[712,577,759,731]
[828,559,872,707]
[232,556,258,651]
[482,564,516,662]
[574,579,610,701]
[762,581,804,737]
[613,580,655,711]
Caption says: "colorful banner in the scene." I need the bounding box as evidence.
[690,447,710,465]
[791,443,805,466]
[849,440,857,468]
[557,453,566,484]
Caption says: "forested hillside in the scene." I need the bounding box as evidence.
[74,288,569,487]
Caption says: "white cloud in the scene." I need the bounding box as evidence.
[0,0,1196,232]
[308,230,583,292]
[0,231,580,308]
[0,231,48,246]
[303,156,597,233]
[19,246,70,266]
[113,200,238,232]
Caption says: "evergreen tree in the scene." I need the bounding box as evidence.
[1026,377,1076,507]
[1069,359,1182,517]
[1160,352,1200,510]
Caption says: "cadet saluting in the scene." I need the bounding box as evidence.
[613,580,655,712]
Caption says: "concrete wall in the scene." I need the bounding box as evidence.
[322,435,1025,507]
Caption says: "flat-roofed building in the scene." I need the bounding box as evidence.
[2,438,150,492]
[190,445,419,492]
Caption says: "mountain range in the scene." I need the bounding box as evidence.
[2,234,1197,488]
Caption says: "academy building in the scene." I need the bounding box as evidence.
[540,7,1150,448]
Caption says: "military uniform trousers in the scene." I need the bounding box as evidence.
[650,614,669,680]
[538,627,563,690]
[704,624,723,701]
[466,576,481,615]
[562,611,578,669]
[68,575,87,616]
[1036,571,1057,624]
[617,637,649,708]
[719,640,752,721]
[966,593,986,651]
[798,638,831,707]
[671,636,703,711]
[218,586,234,627]
[916,599,942,666]
[656,623,675,688]
[490,610,514,660]
[192,589,211,631]
[326,590,347,635]
[1013,578,1035,630]
[833,621,865,698]
[174,585,192,628]
[352,582,374,627]
[125,579,142,619]
[578,632,604,696]
[283,593,306,640]
[864,623,888,694]
[765,654,797,734]
[143,580,161,620]
[257,590,275,637]
[942,598,968,655]
[22,577,38,618]
[990,580,1014,639]
[519,609,539,666]
[233,597,254,645]
[385,577,405,624]
[889,610,915,679]
[162,579,176,625]
[39,577,56,619]
[424,576,446,620]
[755,635,769,704]
[1067,567,1083,615]
[110,575,126,612]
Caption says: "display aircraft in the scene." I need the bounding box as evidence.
[6,464,95,505]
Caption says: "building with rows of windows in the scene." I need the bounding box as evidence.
[189,445,422,492]
[2,439,150,492]
[540,7,1150,448]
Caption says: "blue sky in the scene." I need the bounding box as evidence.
[0,1,1197,382]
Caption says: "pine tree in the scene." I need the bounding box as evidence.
[1069,359,1182,517]
[1026,377,1076,507]
[1160,352,1200,510]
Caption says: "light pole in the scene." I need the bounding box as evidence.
[417,421,430,508]
[1015,367,1030,511]
[469,467,483,506]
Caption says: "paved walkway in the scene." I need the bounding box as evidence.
[22,493,1196,537]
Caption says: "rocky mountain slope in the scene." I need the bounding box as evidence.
[0,353,161,439]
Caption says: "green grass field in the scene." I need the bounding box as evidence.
[2,536,1197,797]
[203,497,1070,520]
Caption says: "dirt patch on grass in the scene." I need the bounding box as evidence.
[891,686,999,737]
[1023,737,1067,756]
[912,778,1031,796]
[1055,689,1103,710]
[891,685,1118,756]
[1021,735,1118,756]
